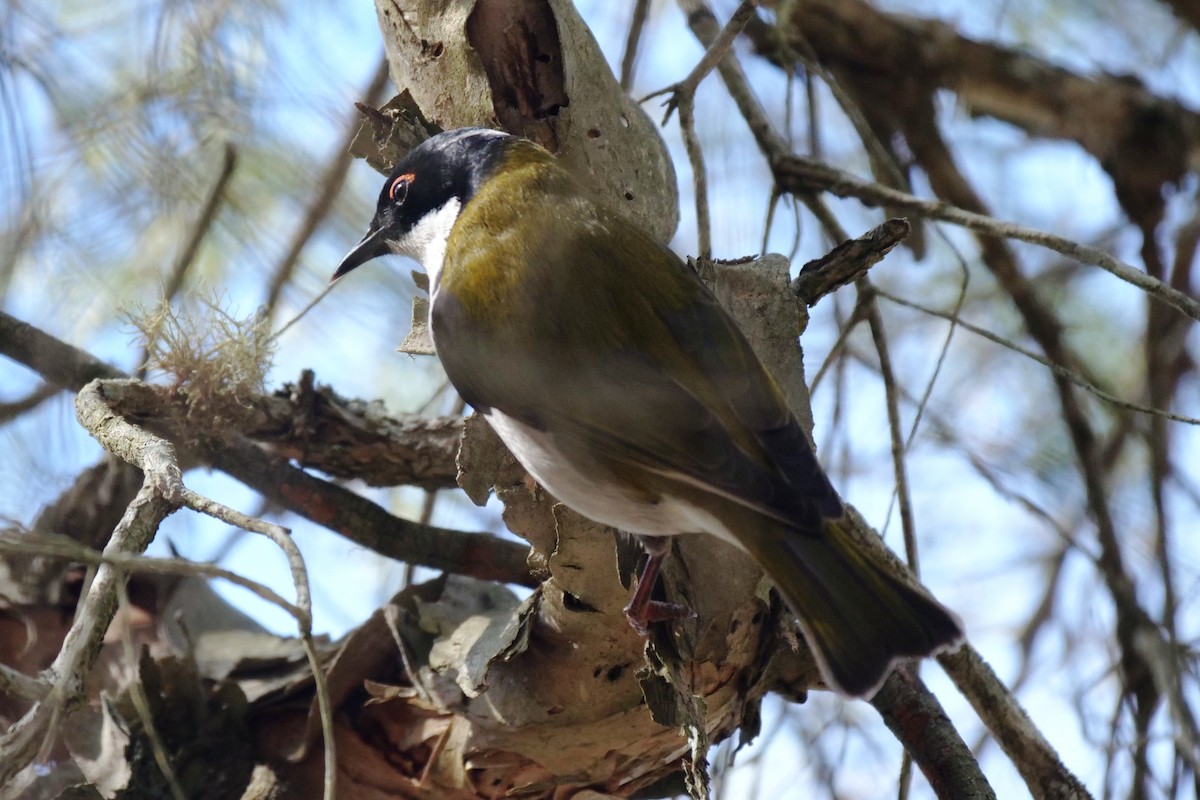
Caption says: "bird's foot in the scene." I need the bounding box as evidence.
[623,598,695,637]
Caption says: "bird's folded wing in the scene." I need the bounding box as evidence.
[435,243,841,529]
[436,187,841,528]
[542,292,842,530]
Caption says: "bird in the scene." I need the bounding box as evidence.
[332,127,963,697]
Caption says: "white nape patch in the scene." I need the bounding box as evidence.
[436,127,509,146]
[386,197,462,289]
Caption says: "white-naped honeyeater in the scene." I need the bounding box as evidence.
[332,127,963,697]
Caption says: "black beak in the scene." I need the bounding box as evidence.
[331,224,390,283]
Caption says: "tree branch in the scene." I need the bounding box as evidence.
[792,217,911,305]
[678,3,1200,323]
[0,479,177,787]
[770,154,1200,322]
[938,646,1093,800]
[871,666,996,799]
[96,379,535,587]
[0,311,532,586]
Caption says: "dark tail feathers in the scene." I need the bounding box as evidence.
[748,517,963,697]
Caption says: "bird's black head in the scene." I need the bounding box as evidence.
[332,127,514,282]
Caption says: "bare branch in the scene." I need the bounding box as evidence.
[619,0,652,91]
[677,3,1200,323]
[857,279,919,571]
[0,663,48,703]
[0,535,301,617]
[264,58,392,318]
[161,146,238,307]
[678,5,1101,797]
[645,0,760,261]
[652,0,758,114]
[0,383,59,424]
[939,646,1093,800]
[94,378,535,586]
[871,666,997,799]
[0,479,177,787]
[792,217,911,305]
[0,310,125,389]
[772,155,1200,322]
[1,311,531,585]
[76,378,338,797]
[874,290,1200,427]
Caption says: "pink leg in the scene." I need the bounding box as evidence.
[622,542,694,636]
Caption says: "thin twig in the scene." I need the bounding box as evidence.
[898,754,914,800]
[901,238,971,453]
[875,290,1200,426]
[0,536,302,618]
[677,0,786,153]
[0,382,59,423]
[138,143,238,380]
[857,279,919,572]
[938,645,1093,799]
[640,1,759,262]
[165,143,238,303]
[1009,545,1070,695]
[264,57,391,318]
[273,282,336,340]
[879,238,970,572]
[381,604,434,705]
[0,663,48,703]
[114,582,189,800]
[647,0,758,116]
[0,479,177,787]
[773,155,1200,323]
[809,300,869,394]
[678,95,711,261]
[843,346,1082,553]
[759,185,781,256]
[680,1,1200,324]
[771,23,909,193]
[619,0,652,91]
[302,634,338,800]
[179,490,340,800]
[179,489,312,629]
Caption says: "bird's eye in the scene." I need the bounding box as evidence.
[389,173,414,203]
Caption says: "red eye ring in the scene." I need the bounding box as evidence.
[389,173,414,202]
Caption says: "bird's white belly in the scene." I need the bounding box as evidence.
[484,410,743,549]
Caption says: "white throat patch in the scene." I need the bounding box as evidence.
[388,198,462,289]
